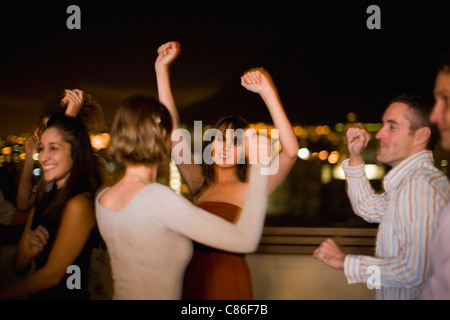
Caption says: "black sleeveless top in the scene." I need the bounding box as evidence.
[30,189,99,300]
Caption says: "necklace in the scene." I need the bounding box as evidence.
[123,174,152,184]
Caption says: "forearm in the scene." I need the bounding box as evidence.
[175,162,204,194]
[16,157,35,210]
[64,106,79,118]
[170,127,204,194]
[0,267,60,299]
[12,209,36,275]
[156,65,179,129]
[12,245,34,276]
[260,89,298,158]
[349,154,364,166]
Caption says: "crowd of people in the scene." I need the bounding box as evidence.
[0,41,449,300]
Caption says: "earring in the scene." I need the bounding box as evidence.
[63,172,71,188]
[46,180,54,192]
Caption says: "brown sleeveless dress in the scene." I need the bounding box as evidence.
[182,201,253,300]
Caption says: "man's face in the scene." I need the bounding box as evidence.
[375,102,418,167]
[430,71,450,150]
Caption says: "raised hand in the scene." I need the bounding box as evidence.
[241,66,298,186]
[61,89,84,117]
[155,41,180,72]
[24,127,40,156]
[240,67,274,95]
[346,126,371,165]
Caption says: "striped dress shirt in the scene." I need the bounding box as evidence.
[341,150,450,300]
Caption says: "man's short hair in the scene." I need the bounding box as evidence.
[390,92,438,150]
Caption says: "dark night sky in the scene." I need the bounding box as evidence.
[1,1,450,137]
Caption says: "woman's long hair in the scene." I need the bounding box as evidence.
[195,115,250,197]
[34,113,102,224]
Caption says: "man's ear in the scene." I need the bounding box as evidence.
[416,126,431,145]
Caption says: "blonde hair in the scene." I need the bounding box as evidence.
[108,94,173,165]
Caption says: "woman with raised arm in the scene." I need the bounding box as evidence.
[0,114,103,299]
[94,94,268,299]
[155,41,299,299]
[15,89,106,225]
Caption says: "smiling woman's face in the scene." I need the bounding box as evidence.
[38,127,73,189]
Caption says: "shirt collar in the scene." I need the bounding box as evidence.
[383,150,434,193]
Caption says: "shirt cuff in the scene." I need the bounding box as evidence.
[344,254,363,284]
[341,158,365,177]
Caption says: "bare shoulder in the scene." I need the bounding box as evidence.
[64,192,95,217]
[59,193,96,238]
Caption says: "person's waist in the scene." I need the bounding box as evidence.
[193,242,245,257]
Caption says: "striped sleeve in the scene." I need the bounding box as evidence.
[341,159,388,223]
[344,172,450,298]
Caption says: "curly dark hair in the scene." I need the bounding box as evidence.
[37,91,107,134]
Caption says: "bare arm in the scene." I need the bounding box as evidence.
[155,41,204,193]
[155,41,180,129]
[11,207,45,275]
[16,128,39,210]
[0,194,95,299]
[241,67,299,193]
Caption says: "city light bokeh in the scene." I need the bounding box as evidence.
[2,112,450,228]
